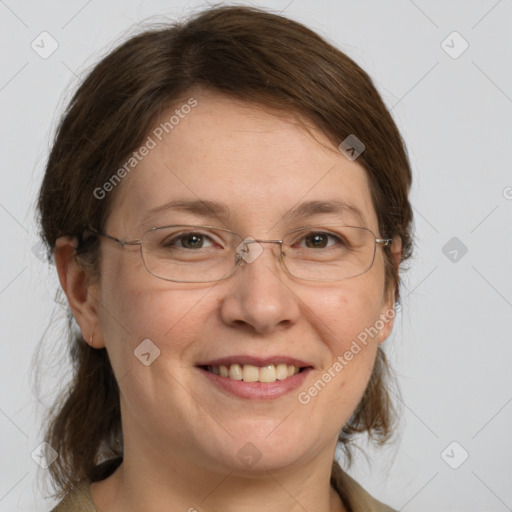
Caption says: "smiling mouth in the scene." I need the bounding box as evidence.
[201,363,310,383]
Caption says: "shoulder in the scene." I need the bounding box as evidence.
[49,480,96,512]
[331,461,397,512]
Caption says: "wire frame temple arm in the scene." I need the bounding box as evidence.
[85,226,142,247]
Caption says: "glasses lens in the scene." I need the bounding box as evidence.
[141,226,240,282]
[282,226,377,281]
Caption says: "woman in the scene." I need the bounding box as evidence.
[38,5,413,511]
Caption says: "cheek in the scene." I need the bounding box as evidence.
[98,256,211,372]
[98,276,216,431]
[302,274,386,414]
[315,275,386,354]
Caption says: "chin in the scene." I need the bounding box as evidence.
[202,428,312,475]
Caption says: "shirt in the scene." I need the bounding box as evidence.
[50,458,397,512]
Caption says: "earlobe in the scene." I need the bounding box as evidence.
[378,235,402,344]
[377,304,396,344]
[390,235,403,272]
[89,333,100,349]
[54,236,104,349]
[388,235,403,306]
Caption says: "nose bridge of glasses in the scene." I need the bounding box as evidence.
[235,237,284,266]
[246,238,282,246]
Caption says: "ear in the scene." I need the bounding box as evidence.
[54,236,105,349]
[377,235,402,344]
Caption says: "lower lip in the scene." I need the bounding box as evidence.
[197,367,313,400]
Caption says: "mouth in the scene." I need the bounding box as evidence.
[195,356,314,399]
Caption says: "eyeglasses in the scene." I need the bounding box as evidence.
[85,224,392,283]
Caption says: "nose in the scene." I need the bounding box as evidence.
[218,240,301,335]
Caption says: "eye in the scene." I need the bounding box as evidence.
[297,231,346,249]
[161,231,217,250]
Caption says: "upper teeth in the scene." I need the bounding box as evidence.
[207,363,300,383]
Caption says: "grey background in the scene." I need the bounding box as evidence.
[1,0,511,510]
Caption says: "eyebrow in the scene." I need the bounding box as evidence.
[139,198,366,227]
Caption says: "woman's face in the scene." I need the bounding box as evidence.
[89,89,397,475]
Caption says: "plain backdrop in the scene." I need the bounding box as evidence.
[1,1,511,511]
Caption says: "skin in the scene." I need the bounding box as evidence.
[55,89,401,512]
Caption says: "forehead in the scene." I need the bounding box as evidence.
[106,90,378,234]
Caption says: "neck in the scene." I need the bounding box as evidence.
[90,436,346,512]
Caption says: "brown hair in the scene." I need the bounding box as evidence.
[36,4,413,500]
